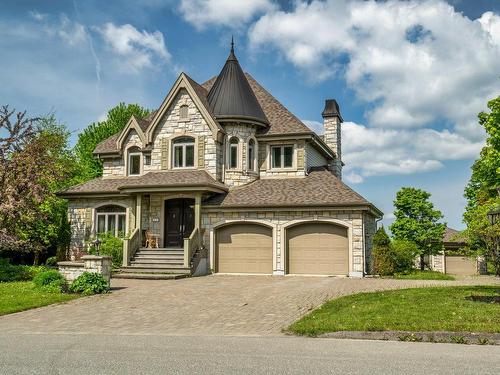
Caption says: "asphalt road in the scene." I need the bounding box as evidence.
[0,334,499,374]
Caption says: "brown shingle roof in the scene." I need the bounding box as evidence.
[204,168,374,209]
[202,73,313,136]
[443,227,466,244]
[60,170,227,196]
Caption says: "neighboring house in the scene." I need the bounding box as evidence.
[430,227,485,275]
[60,44,382,279]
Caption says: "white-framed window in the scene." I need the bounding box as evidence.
[179,104,189,121]
[96,205,126,237]
[248,138,256,171]
[172,136,195,168]
[271,145,294,169]
[228,137,239,169]
[128,147,141,175]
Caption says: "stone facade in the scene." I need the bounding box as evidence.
[258,140,307,178]
[201,208,376,276]
[68,197,135,259]
[323,116,342,178]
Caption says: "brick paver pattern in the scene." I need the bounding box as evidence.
[0,275,498,336]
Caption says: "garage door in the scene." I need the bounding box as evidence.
[216,224,273,274]
[287,223,348,275]
[445,256,477,275]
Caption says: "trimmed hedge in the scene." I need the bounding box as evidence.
[0,258,48,282]
[32,270,67,292]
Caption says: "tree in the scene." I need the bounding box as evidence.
[463,96,500,276]
[389,187,446,270]
[0,107,77,263]
[74,103,151,181]
[464,96,500,212]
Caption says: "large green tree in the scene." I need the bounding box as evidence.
[0,107,77,263]
[463,96,500,276]
[464,96,500,212]
[389,187,446,269]
[74,103,151,181]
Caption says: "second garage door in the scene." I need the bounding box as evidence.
[216,223,273,274]
[445,255,477,275]
[287,223,349,275]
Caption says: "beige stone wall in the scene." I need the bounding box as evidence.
[323,117,342,179]
[149,90,219,179]
[201,209,368,276]
[223,123,259,187]
[67,197,135,259]
[102,130,143,177]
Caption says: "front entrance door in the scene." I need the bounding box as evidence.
[164,199,195,248]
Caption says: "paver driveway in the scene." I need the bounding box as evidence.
[0,275,498,336]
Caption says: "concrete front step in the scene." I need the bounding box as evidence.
[131,259,184,265]
[134,254,184,259]
[120,266,191,274]
[112,272,189,280]
[138,247,184,252]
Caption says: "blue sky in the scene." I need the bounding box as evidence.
[1,0,499,230]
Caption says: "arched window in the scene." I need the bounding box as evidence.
[96,205,126,237]
[172,136,195,168]
[179,105,189,121]
[248,139,256,171]
[128,146,141,176]
[228,137,239,169]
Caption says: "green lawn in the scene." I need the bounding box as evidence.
[0,282,80,315]
[393,270,455,280]
[288,286,500,336]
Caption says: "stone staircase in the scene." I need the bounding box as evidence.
[114,248,192,280]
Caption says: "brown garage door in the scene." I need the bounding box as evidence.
[445,256,477,275]
[287,223,349,275]
[216,223,273,274]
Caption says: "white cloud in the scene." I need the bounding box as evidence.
[341,121,483,177]
[344,171,364,184]
[302,119,324,134]
[179,0,276,30]
[31,12,86,46]
[248,0,500,140]
[97,23,171,73]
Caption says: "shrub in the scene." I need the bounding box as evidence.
[89,233,123,268]
[32,269,66,292]
[391,240,418,273]
[0,258,48,282]
[69,272,109,295]
[372,228,418,276]
[45,256,58,267]
[372,227,394,276]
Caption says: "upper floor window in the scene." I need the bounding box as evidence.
[128,147,141,175]
[173,136,195,168]
[179,105,189,121]
[96,205,126,237]
[271,145,294,169]
[248,139,256,171]
[228,137,239,169]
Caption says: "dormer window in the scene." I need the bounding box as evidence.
[173,136,195,168]
[248,139,256,171]
[228,137,239,169]
[271,145,294,169]
[179,105,189,121]
[128,147,141,175]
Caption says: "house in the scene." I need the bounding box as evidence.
[430,227,485,275]
[60,44,382,279]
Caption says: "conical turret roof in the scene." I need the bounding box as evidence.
[207,41,268,126]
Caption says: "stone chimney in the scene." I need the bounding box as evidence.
[322,99,343,179]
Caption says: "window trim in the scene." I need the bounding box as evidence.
[172,136,195,169]
[227,136,240,170]
[270,144,295,170]
[95,205,127,238]
[127,151,142,176]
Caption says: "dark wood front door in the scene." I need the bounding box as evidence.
[164,199,195,248]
